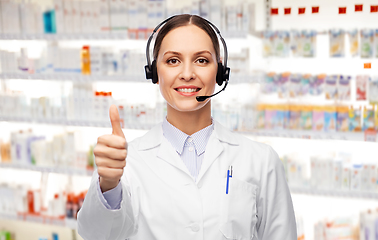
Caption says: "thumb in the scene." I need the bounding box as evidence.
[109,105,125,138]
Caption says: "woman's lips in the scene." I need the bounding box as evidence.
[174,86,201,96]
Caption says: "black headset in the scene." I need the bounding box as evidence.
[144,15,230,87]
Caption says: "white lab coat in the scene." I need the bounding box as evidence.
[77,120,297,240]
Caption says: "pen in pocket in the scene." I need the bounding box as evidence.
[226,166,232,194]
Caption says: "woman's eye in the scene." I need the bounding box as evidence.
[197,58,209,64]
[167,59,179,64]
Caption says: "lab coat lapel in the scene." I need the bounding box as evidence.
[196,132,224,183]
[156,136,192,177]
[137,123,193,180]
[196,121,239,183]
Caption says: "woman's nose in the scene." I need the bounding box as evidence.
[179,63,196,81]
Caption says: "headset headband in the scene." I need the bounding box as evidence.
[145,15,229,73]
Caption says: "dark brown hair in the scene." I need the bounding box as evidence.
[153,14,220,62]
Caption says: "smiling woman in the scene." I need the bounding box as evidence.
[156,23,218,133]
[77,14,297,240]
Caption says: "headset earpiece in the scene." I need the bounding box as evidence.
[151,60,158,84]
[216,62,224,86]
[144,65,152,80]
[145,60,159,84]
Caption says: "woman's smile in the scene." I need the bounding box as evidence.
[174,85,202,96]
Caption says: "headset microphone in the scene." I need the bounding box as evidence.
[196,80,228,102]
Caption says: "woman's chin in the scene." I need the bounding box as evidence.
[169,102,208,113]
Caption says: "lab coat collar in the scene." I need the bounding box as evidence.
[136,120,240,183]
[137,120,239,151]
[137,123,163,151]
[212,120,239,146]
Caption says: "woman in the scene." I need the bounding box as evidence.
[77,14,297,240]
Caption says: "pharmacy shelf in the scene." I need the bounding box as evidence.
[290,186,378,200]
[0,212,77,229]
[0,73,147,82]
[0,116,155,130]
[0,162,93,176]
[1,116,375,143]
[0,73,262,83]
[244,129,377,142]
[0,32,250,40]
[0,33,130,40]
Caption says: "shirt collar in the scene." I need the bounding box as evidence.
[162,118,214,156]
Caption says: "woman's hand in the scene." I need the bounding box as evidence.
[94,105,127,192]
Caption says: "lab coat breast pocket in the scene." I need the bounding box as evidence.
[219,178,258,240]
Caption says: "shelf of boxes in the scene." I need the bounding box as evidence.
[1,115,376,143]
[0,116,155,130]
[290,186,378,200]
[0,73,147,82]
[0,162,93,176]
[0,32,251,40]
[3,163,378,200]
[244,129,377,142]
[0,212,77,230]
[0,33,130,41]
[0,73,263,84]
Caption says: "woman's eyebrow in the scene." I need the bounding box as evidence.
[163,51,181,56]
[194,50,212,56]
[163,50,212,56]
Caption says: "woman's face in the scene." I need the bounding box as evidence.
[156,24,218,113]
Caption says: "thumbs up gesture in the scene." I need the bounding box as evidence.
[94,105,127,192]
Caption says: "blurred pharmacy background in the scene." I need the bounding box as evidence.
[0,0,377,239]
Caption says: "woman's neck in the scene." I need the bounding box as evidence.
[166,101,212,136]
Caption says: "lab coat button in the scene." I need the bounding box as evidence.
[190,223,200,232]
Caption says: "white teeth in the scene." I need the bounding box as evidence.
[177,88,197,93]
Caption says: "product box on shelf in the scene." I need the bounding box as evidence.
[0,128,92,171]
[349,106,362,132]
[347,29,359,57]
[109,0,126,33]
[0,0,20,34]
[356,75,369,101]
[369,78,378,105]
[325,75,338,100]
[324,106,337,132]
[80,1,91,34]
[0,1,3,35]
[312,106,325,131]
[361,29,374,58]
[329,29,345,57]
[314,217,358,240]
[363,106,375,131]
[360,209,378,239]
[0,231,12,240]
[0,182,88,226]
[342,163,351,190]
[285,149,378,193]
[300,105,313,130]
[289,105,301,130]
[338,76,351,101]
[284,154,307,188]
[309,74,325,96]
[19,1,37,35]
[336,106,349,132]
[99,0,110,33]
[54,0,65,34]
